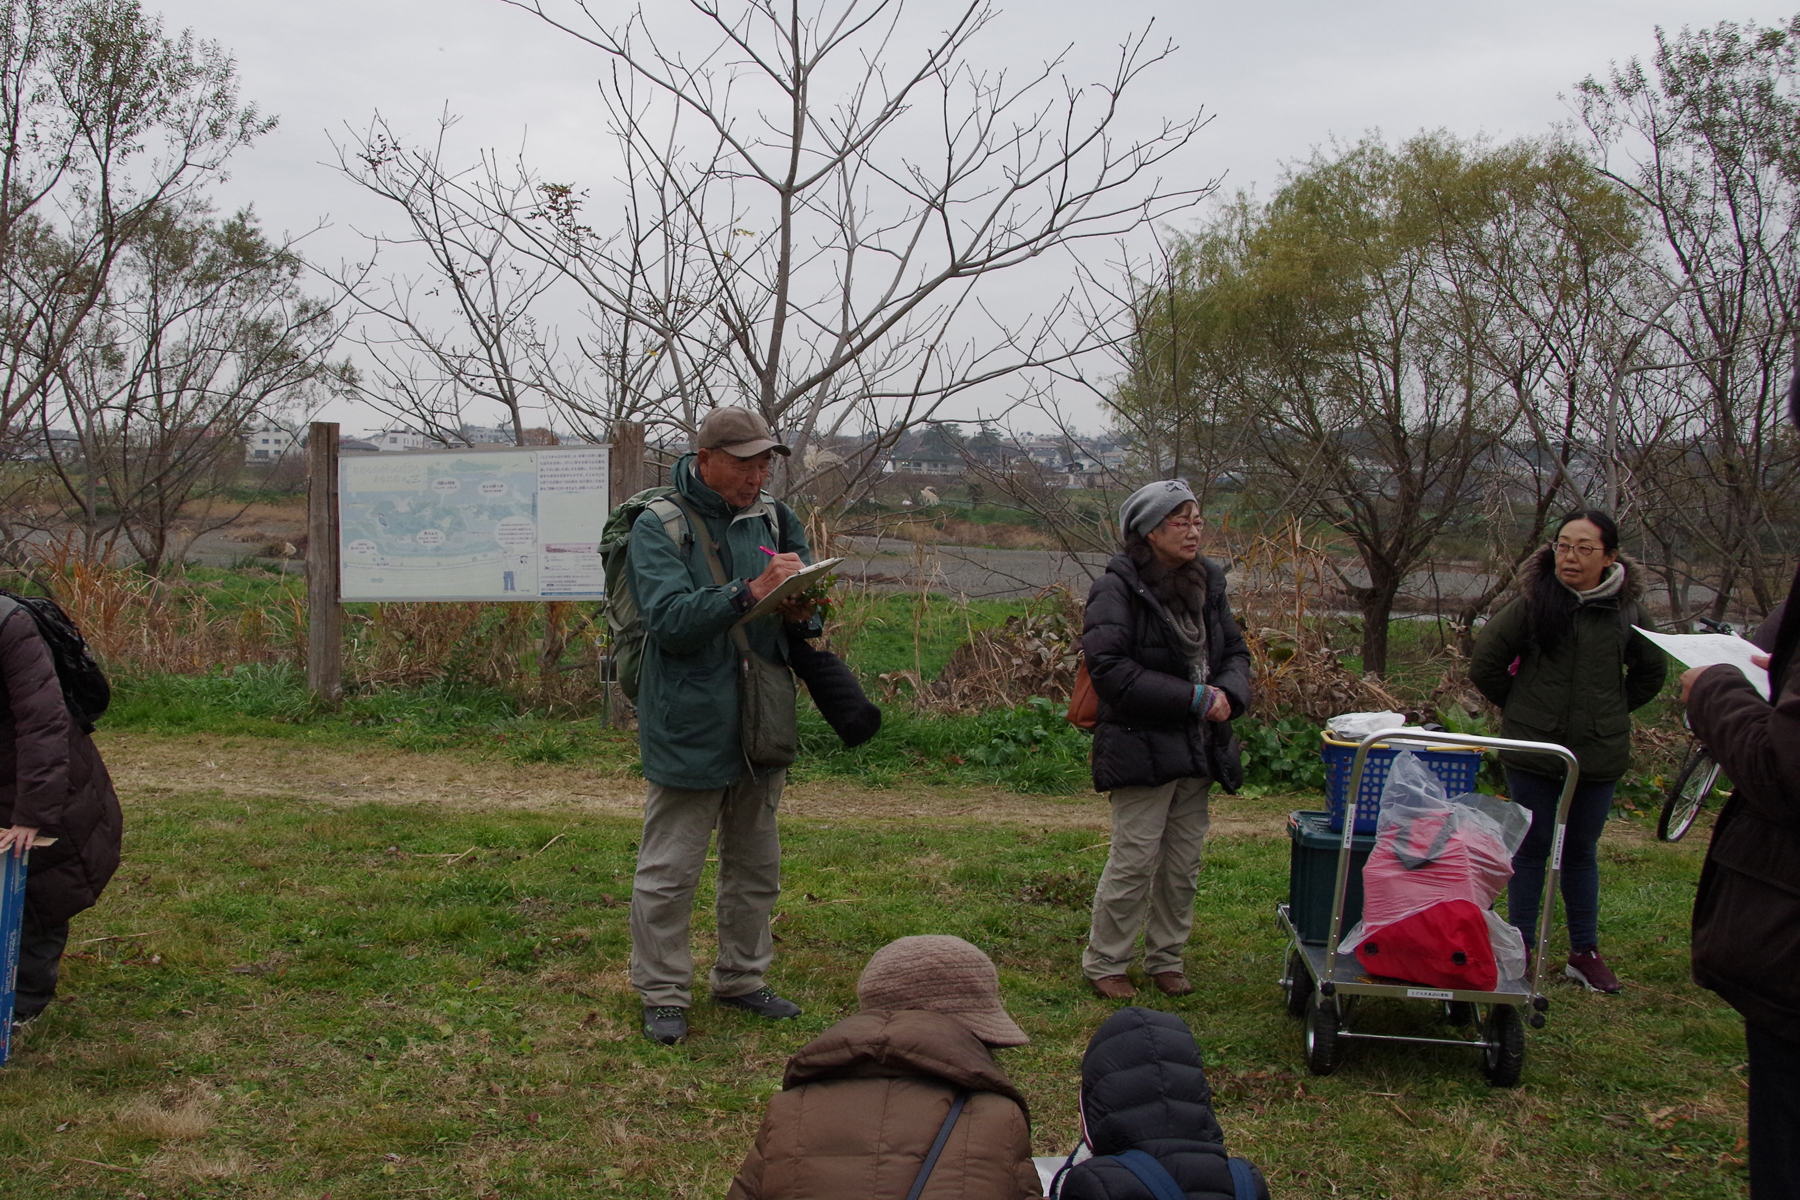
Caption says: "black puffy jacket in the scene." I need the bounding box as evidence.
[1083,553,1251,793]
[1055,1007,1269,1200]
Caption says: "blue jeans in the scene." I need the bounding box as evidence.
[1504,767,1616,952]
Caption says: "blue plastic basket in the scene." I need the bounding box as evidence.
[1320,733,1484,834]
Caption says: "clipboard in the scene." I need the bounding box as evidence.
[735,557,843,626]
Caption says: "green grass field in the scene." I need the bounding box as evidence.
[0,756,1748,1199]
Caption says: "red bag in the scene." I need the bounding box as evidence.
[1066,658,1097,730]
[1355,899,1499,990]
[1340,752,1532,988]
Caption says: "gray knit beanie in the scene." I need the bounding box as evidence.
[855,935,1029,1047]
[1119,479,1199,539]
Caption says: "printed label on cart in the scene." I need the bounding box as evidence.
[1405,988,1456,1000]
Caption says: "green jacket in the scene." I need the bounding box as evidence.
[628,454,813,790]
[1469,550,1667,782]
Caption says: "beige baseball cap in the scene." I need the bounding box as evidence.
[697,407,791,458]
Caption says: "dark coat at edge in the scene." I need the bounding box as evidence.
[1082,552,1251,793]
[0,606,122,923]
[1688,582,1800,1043]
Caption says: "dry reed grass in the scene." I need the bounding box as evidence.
[14,537,602,706]
[30,539,302,676]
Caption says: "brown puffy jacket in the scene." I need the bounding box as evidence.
[726,1009,1043,1200]
[0,604,121,923]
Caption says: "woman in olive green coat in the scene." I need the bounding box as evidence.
[1470,510,1665,994]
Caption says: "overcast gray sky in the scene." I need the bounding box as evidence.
[145,0,1800,433]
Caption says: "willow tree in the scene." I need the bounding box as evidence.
[1117,134,1637,675]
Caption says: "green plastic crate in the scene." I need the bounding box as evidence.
[1287,810,1375,945]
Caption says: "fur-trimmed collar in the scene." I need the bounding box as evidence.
[1519,545,1646,605]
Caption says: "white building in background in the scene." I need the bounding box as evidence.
[375,428,427,452]
[245,421,300,462]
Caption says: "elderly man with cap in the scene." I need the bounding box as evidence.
[1079,479,1250,1000]
[628,407,820,1045]
[726,934,1042,1200]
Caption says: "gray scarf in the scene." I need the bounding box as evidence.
[1131,542,1209,686]
[1564,561,1626,604]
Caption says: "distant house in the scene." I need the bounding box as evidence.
[339,436,381,455]
[9,427,81,463]
[375,428,427,452]
[458,424,516,445]
[245,421,301,462]
[884,424,964,476]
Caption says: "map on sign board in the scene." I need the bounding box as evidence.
[338,445,611,602]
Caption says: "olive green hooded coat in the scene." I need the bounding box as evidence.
[627,453,813,791]
[1469,548,1666,782]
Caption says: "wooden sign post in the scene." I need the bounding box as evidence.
[307,421,343,704]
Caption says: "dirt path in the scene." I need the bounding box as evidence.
[94,729,1288,837]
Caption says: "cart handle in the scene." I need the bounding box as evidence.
[1322,728,1580,1005]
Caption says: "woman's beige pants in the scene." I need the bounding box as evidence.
[1082,776,1212,979]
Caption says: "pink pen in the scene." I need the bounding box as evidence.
[758,545,778,557]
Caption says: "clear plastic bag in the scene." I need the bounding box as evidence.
[1339,752,1533,985]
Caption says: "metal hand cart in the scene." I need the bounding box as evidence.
[1276,728,1578,1086]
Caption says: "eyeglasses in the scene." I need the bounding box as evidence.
[1550,540,1603,559]
[1162,519,1203,532]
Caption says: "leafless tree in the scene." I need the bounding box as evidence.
[342,0,1211,507]
[0,0,272,448]
[32,205,352,573]
[1576,16,1800,619]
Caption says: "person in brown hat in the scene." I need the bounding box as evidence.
[726,935,1042,1200]
[628,406,821,1045]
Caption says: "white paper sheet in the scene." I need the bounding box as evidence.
[1633,627,1771,700]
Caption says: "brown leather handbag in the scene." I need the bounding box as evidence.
[1066,658,1098,730]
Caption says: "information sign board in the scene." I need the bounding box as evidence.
[339,445,611,602]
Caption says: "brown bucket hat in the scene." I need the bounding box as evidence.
[697,407,790,458]
[856,934,1030,1047]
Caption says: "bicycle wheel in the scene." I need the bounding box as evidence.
[1658,749,1721,842]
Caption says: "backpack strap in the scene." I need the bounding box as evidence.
[1111,1149,1187,1200]
[1227,1157,1257,1200]
[643,496,692,553]
[905,1090,968,1200]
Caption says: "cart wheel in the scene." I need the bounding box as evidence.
[1442,1000,1477,1028]
[1658,750,1720,842]
[1284,949,1313,1018]
[1304,998,1342,1076]
[1482,1004,1525,1087]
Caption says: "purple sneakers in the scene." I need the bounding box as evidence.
[1565,948,1622,994]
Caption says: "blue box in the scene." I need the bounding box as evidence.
[1320,734,1483,834]
[0,849,26,1065]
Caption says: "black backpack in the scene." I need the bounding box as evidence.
[0,591,110,732]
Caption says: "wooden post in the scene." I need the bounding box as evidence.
[306,421,343,705]
[609,419,646,507]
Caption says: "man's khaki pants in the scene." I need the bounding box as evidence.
[1082,776,1212,979]
[630,769,784,1008]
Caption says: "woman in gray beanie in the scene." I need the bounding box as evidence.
[1079,481,1251,1000]
[726,935,1040,1200]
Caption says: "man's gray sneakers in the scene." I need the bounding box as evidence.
[643,1005,689,1044]
[715,986,802,1019]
